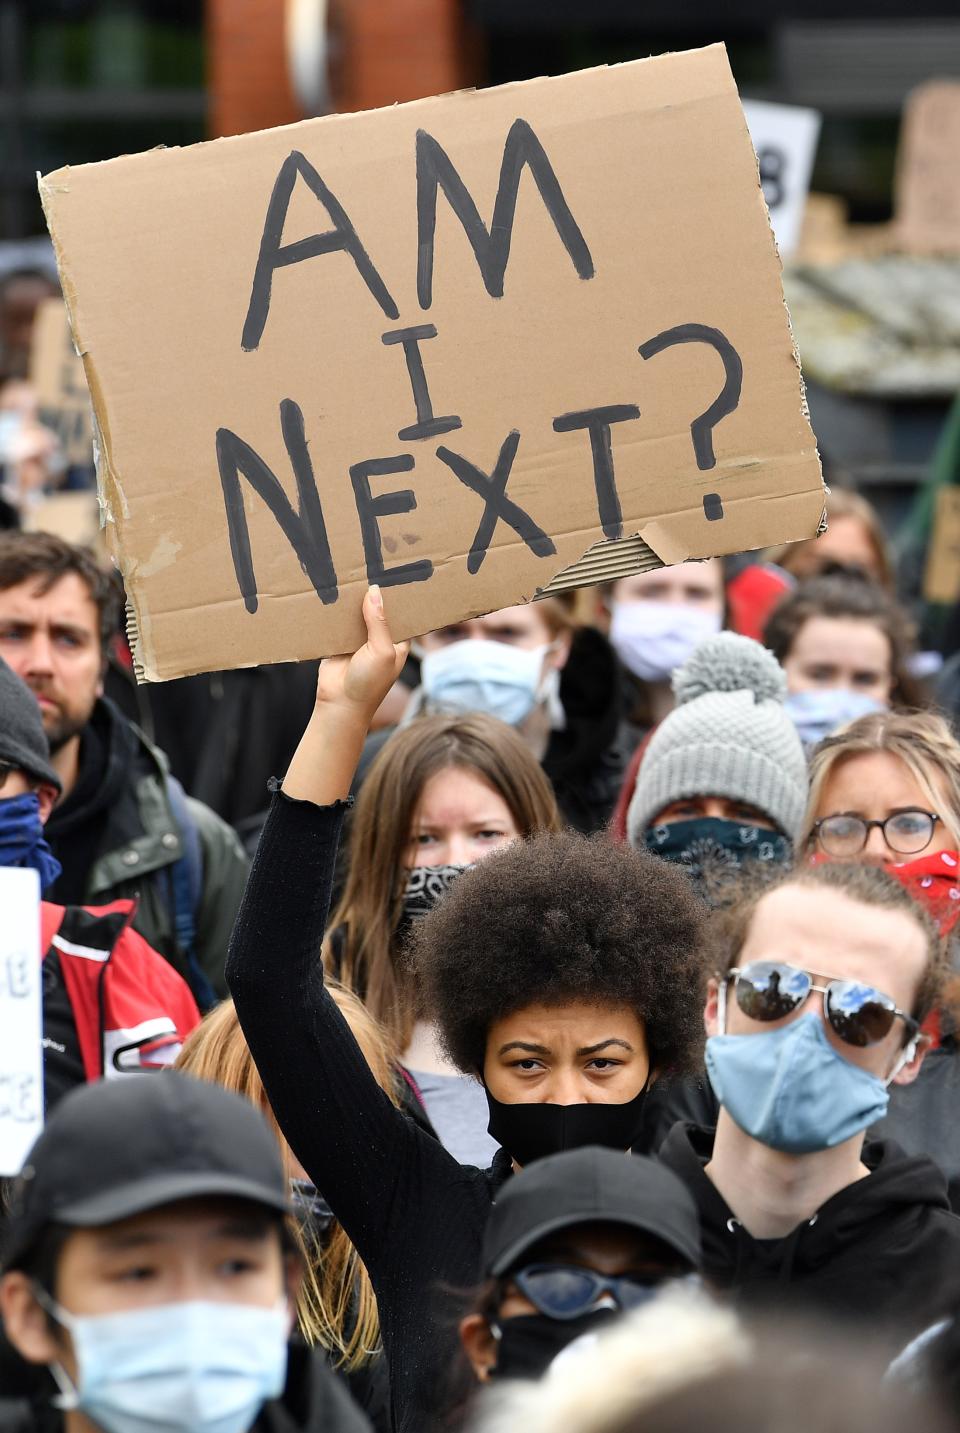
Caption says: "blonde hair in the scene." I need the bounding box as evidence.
[802,709,960,850]
[175,991,398,1369]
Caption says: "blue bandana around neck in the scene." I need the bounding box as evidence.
[644,816,792,883]
[0,792,62,892]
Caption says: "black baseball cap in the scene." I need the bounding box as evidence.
[482,1147,701,1278]
[2,1072,290,1271]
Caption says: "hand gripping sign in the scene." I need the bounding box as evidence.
[40,43,824,680]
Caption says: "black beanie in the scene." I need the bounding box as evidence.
[0,658,61,792]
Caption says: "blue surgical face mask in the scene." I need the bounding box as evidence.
[783,688,885,750]
[0,791,61,891]
[705,1009,913,1155]
[41,1294,289,1433]
[420,639,553,727]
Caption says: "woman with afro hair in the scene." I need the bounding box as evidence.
[226,588,708,1433]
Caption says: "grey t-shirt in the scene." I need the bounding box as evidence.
[409,1068,500,1168]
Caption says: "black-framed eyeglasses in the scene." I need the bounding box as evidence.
[812,809,940,858]
[511,1263,670,1321]
[726,961,920,1050]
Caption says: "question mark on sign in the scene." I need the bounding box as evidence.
[638,323,743,522]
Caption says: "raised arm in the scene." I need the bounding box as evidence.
[282,585,408,804]
[226,589,455,1258]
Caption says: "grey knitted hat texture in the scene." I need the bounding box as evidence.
[0,657,61,791]
[626,632,807,845]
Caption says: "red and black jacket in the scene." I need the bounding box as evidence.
[40,900,201,1112]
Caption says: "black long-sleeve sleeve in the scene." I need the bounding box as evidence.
[226,791,508,1433]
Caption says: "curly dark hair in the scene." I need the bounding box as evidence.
[412,829,709,1077]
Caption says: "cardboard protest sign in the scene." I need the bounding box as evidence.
[924,487,960,606]
[29,296,94,468]
[0,868,43,1176]
[896,81,960,256]
[742,100,821,259]
[40,43,824,681]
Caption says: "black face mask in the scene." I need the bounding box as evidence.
[490,1309,619,1381]
[484,1085,649,1166]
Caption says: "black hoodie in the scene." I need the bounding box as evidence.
[659,1123,960,1343]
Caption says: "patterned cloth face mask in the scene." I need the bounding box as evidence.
[401,863,470,921]
[644,817,792,883]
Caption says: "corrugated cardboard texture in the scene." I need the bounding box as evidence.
[40,43,824,680]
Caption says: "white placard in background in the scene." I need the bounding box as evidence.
[742,100,822,258]
[0,868,44,1175]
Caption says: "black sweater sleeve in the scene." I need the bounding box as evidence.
[225,790,462,1267]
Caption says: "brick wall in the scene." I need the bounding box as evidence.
[206,0,482,138]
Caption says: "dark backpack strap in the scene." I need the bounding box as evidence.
[164,776,218,1011]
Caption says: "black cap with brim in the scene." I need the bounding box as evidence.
[53,1170,291,1230]
[483,1147,701,1278]
[3,1073,290,1271]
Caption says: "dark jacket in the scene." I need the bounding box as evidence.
[43,698,249,998]
[539,624,631,832]
[109,661,320,845]
[226,793,514,1433]
[0,1343,372,1433]
[659,1122,960,1342]
[873,1042,960,1213]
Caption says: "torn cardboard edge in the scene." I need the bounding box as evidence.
[126,494,827,681]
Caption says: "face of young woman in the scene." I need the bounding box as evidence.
[811,750,957,865]
[482,1000,650,1106]
[406,766,521,869]
[783,616,893,704]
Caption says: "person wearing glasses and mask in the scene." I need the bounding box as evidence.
[803,709,960,935]
[457,1146,700,1399]
[659,858,960,1344]
[802,709,960,1208]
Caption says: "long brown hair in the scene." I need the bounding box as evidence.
[175,991,398,1369]
[325,712,561,1049]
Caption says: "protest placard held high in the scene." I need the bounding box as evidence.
[40,43,824,680]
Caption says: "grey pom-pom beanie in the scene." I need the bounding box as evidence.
[626,632,808,846]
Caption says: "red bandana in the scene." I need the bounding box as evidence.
[887,851,960,937]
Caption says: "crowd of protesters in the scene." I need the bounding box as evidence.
[5,266,960,1433]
